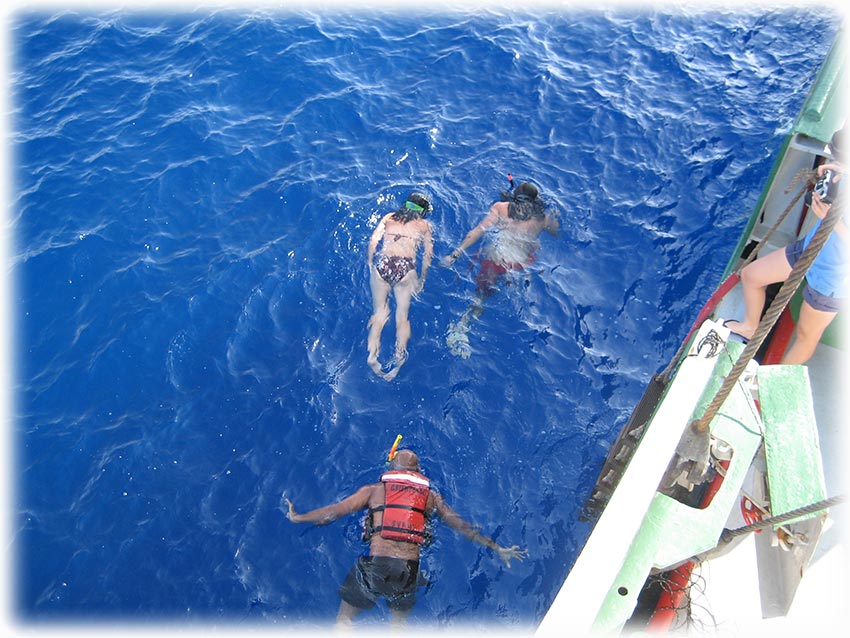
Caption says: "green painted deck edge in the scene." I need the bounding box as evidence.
[758,365,827,525]
[593,341,763,633]
[795,28,847,144]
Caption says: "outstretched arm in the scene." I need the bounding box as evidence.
[285,485,373,525]
[441,204,502,266]
[813,164,846,241]
[431,492,527,567]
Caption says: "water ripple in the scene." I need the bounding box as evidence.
[11,7,840,626]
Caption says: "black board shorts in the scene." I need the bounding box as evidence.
[339,555,420,611]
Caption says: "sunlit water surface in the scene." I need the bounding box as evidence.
[10,6,839,630]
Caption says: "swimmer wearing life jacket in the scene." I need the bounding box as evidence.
[284,449,526,627]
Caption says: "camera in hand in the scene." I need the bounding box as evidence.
[805,169,839,206]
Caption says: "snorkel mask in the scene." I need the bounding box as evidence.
[404,193,432,216]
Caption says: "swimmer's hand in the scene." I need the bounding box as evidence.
[282,494,302,523]
[496,545,528,568]
[440,249,462,267]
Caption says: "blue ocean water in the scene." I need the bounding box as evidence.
[9,6,840,630]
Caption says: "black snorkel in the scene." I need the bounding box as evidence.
[500,173,517,202]
[500,175,546,220]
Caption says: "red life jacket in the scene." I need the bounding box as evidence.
[368,470,430,544]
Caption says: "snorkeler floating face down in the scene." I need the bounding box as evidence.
[513,182,539,201]
[404,193,432,217]
[390,449,420,472]
[366,195,435,381]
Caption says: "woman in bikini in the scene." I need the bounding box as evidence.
[367,193,434,380]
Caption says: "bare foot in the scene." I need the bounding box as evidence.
[382,349,408,381]
[367,352,384,377]
[722,318,754,341]
[392,348,408,367]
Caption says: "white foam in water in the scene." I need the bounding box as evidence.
[446,320,472,359]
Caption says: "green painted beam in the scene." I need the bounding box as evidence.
[538,321,730,634]
[758,365,827,525]
[796,29,847,145]
[592,341,763,633]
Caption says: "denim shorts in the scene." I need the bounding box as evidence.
[785,239,842,313]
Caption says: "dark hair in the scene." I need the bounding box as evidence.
[829,127,846,163]
[392,192,432,223]
[501,182,546,220]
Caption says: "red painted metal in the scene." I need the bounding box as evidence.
[647,561,693,631]
[647,459,731,631]
[761,306,796,365]
[683,273,741,346]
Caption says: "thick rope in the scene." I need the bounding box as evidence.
[740,170,817,268]
[720,494,846,542]
[659,171,816,384]
[692,186,845,434]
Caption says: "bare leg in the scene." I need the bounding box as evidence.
[367,267,391,377]
[382,272,417,381]
[336,599,363,630]
[459,295,485,328]
[393,279,415,357]
[445,295,485,359]
[725,247,792,340]
[783,300,836,364]
[389,606,413,629]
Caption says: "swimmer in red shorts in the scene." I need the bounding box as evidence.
[441,181,558,357]
[367,193,434,380]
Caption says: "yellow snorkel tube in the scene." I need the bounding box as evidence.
[387,434,403,464]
